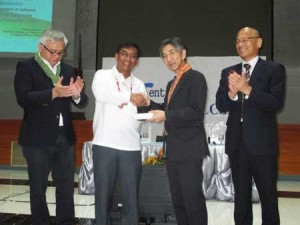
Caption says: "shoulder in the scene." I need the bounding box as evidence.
[132,75,145,84]
[188,69,202,75]
[259,58,284,68]
[16,57,36,68]
[92,68,114,84]
[94,68,113,77]
[60,61,73,70]
[188,69,206,81]
[222,63,241,73]
[186,69,207,89]
[15,58,41,76]
[258,58,286,75]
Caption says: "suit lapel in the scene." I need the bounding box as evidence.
[168,70,189,105]
[60,63,68,85]
[234,59,265,94]
[249,58,265,85]
[236,63,242,74]
[233,63,243,103]
[32,59,55,88]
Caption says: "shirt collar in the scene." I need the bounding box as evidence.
[38,52,61,71]
[113,65,134,81]
[242,56,259,71]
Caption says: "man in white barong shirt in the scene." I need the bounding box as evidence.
[91,42,148,225]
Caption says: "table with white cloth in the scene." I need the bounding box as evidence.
[78,141,259,202]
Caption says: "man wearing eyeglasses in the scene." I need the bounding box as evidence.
[216,27,286,225]
[14,29,87,225]
[150,37,209,225]
[91,42,148,225]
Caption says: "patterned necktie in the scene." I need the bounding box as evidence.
[241,63,251,122]
[243,63,251,80]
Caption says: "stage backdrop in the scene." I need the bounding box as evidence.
[103,56,252,143]
[97,0,272,68]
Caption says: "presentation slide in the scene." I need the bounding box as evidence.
[0,0,53,53]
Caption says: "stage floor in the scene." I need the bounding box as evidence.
[0,169,299,225]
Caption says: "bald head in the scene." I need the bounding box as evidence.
[235,27,263,61]
[237,27,260,39]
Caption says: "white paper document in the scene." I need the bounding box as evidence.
[133,113,153,120]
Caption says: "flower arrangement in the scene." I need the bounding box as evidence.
[143,148,165,165]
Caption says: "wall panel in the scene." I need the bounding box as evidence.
[97,0,273,68]
[1,120,299,175]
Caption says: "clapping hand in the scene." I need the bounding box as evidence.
[69,76,84,99]
[52,76,84,100]
[227,71,240,98]
[52,77,72,99]
[228,71,251,96]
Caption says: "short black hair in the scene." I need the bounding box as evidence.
[115,42,141,58]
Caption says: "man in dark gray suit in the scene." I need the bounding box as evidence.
[150,37,209,225]
[216,27,286,225]
[14,29,87,225]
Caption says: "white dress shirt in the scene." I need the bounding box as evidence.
[92,65,147,151]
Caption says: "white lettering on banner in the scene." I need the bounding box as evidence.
[102,56,247,144]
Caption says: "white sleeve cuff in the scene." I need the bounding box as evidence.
[228,92,238,101]
[73,94,81,104]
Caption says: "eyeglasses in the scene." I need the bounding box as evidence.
[235,37,259,45]
[118,51,138,60]
[41,44,65,57]
[161,49,180,59]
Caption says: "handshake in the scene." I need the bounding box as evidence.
[130,93,150,107]
[118,92,149,109]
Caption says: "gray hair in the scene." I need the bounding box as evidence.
[159,37,187,57]
[39,29,68,46]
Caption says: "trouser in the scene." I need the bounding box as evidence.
[93,145,141,225]
[229,137,280,225]
[166,159,207,225]
[22,128,75,225]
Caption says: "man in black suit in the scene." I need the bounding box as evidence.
[216,27,286,225]
[150,37,209,225]
[14,29,87,225]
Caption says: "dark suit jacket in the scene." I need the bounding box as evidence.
[164,69,209,161]
[14,57,87,147]
[216,58,286,156]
